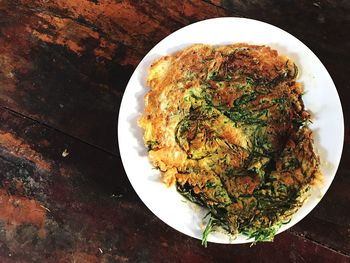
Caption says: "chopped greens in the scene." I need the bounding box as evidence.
[139,43,320,247]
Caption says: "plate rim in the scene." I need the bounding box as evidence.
[117,17,344,244]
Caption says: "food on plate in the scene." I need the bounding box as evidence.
[138,43,321,245]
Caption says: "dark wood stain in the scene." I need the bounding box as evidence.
[0,0,349,262]
[0,107,348,263]
[0,0,228,154]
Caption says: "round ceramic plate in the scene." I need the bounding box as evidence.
[118,17,344,244]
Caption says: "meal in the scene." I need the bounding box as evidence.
[138,43,321,245]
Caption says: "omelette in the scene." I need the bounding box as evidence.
[138,43,320,244]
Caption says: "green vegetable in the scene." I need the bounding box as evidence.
[146,140,159,151]
[242,223,282,246]
[165,46,317,246]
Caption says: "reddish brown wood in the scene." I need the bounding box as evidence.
[0,106,348,263]
[0,0,349,261]
[0,0,228,154]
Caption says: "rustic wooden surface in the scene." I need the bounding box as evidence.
[0,0,349,262]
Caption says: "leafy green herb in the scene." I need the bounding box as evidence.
[205,181,216,188]
[282,158,300,171]
[202,217,217,247]
[224,109,266,126]
[177,183,205,206]
[164,46,314,247]
[207,71,232,81]
[243,223,282,246]
[234,93,257,107]
[146,140,159,151]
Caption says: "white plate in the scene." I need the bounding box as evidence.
[118,17,344,244]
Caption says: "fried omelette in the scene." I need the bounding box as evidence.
[138,43,320,244]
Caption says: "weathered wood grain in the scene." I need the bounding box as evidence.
[0,0,228,154]
[0,106,348,262]
[0,0,349,261]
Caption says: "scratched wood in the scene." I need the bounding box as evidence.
[0,107,348,263]
[0,0,349,261]
[0,0,228,154]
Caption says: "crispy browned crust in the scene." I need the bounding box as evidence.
[139,43,320,236]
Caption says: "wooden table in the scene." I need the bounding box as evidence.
[0,1,349,262]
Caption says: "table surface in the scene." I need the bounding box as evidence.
[0,0,349,262]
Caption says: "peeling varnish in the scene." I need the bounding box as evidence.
[29,12,117,59]
[53,0,167,39]
[0,189,46,229]
[43,0,170,65]
[0,132,51,171]
[0,40,30,92]
[94,38,118,60]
